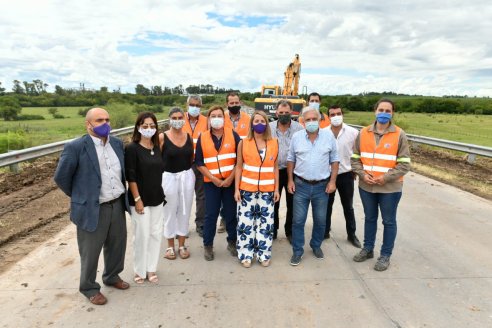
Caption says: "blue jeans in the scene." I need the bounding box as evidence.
[292,177,329,256]
[359,188,402,257]
[203,182,237,246]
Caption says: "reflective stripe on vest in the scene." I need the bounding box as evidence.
[359,125,403,181]
[225,112,250,139]
[240,138,278,192]
[200,128,237,182]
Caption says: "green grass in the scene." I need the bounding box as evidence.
[1,107,491,153]
[343,112,492,147]
[0,106,172,152]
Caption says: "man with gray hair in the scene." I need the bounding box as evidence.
[287,106,339,266]
[269,99,303,241]
[183,95,208,237]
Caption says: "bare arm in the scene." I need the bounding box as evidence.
[287,161,295,193]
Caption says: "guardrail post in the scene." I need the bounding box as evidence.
[7,150,20,173]
[466,153,476,164]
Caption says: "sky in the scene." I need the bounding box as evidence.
[1,0,492,96]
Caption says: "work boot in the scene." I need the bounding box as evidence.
[348,235,362,248]
[217,218,226,233]
[353,248,374,262]
[374,256,391,271]
[227,240,238,257]
[204,246,214,261]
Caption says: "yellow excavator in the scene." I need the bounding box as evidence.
[254,54,306,118]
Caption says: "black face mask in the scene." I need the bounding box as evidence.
[278,114,291,124]
[228,106,241,114]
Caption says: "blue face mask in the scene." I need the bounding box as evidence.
[92,122,111,138]
[305,121,319,133]
[309,102,320,111]
[376,112,392,124]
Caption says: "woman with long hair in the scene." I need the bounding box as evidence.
[234,111,280,268]
[125,111,165,284]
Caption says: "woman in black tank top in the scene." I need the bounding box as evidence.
[159,107,196,260]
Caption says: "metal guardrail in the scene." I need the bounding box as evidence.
[0,120,168,168]
[0,120,490,168]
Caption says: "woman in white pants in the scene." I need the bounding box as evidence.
[125,112,165,284]
[159,107,195,260]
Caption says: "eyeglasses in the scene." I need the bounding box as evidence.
[141,124,156,129]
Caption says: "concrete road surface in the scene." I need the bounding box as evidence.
[0,172,491,327]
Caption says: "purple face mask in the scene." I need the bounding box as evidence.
[92,122,111,138]
[253,123,267,134]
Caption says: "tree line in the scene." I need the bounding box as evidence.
[1,80,492,121]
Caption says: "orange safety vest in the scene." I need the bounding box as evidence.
[299,113,331,128]
[224,112,250,139]
[240,138,278,192]
[200,128,237,182]
[359,125,403,182]
[183,114,208,152]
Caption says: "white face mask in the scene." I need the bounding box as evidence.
[188,106,200,117]
[138,127,156,139]
[170,119,185,129]
[210,117,224,129]
[309,102,320,111]
[330,115,343,127]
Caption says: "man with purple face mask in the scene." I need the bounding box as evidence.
[55,108,130,306]
[322,106,361,248]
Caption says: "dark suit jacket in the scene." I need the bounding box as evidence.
[54,134,130,232]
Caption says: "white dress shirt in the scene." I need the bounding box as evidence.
[323,123,359,174]
[89,135,126,203]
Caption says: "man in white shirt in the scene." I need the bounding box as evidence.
[323,105,361,248]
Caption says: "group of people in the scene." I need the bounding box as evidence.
[54,92,410,305]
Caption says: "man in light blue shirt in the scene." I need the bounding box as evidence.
[287,106,339,266]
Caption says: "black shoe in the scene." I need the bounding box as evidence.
[312,248,324,260]
[290,254,302,266]
[353,248,374,262]
[324,232,330,240]
[348,235,361,248]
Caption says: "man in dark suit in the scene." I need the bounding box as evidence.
[54,107,130,305]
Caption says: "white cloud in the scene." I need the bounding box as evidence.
[0,0,491,96]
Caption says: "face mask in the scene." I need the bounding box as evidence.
[305,121,319,133]
[253,123,267,134]
[138,127,156,138]
[210,117,224,129]
[277,114,291,124]
[188,106,200,117]
[170,119,185,129]
[228,105,241,115]
[309,102,320,111]
[376,112,392,124]
[330,115,343,127]
[92,122,111,138]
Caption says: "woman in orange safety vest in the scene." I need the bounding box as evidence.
[195,105,241,261]
[234,110,280,268]
[350,98,411,272]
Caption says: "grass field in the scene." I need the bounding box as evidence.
[343,111,492,147]
[1,107,491,153]
[0,106,171,152]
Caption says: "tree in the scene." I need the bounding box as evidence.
[0,97,22,120]
[55,85,65,95]
[0,82,5,95]
[135,84,150,96]
[12,80,25,94]
[100,86,108,93]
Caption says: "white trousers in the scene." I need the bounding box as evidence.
[131,203,164,278]
[162,169,196,239]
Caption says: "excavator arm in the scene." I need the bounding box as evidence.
[282,54,301,96]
